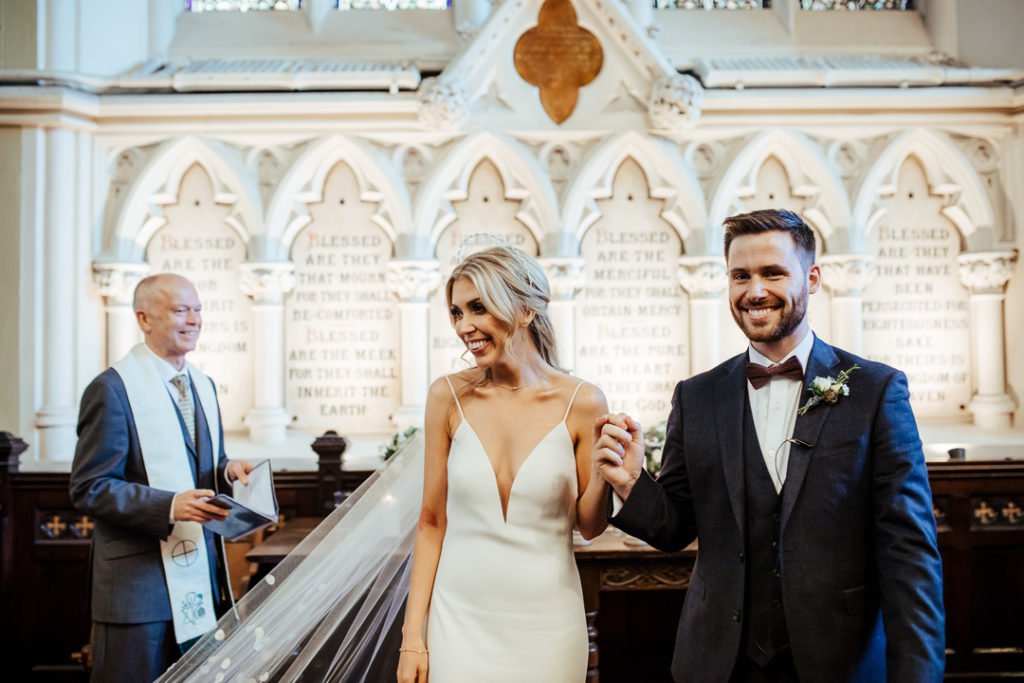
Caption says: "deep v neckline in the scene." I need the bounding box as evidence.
[456,419,569,523]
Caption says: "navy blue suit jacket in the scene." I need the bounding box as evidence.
[69,367,230,624]
[613,337,945,682]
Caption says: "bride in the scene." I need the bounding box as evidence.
[397,241,610,683]
[155,237,611,683]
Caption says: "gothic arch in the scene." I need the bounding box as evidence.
[269,135,412,261]
[112,136,262,262]
[709,129,852,254]
[414,132,559,256]
[854,129,996,252]
[563,131,706,254]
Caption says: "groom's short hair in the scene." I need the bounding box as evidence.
[723,209,816,270]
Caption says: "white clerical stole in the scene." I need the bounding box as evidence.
[113,344,221,644]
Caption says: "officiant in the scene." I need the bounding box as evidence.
[70,273,254,683]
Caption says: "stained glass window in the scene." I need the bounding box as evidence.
[800,0,912,8]
[654,1,768,9]
[187,0,301,12]
[336,0,450,8]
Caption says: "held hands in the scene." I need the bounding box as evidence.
[226,459,255,485]
[593,412,646,500]
[172,489,230,523]
[396,644,428,683]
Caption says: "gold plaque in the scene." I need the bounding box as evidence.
[514,0,603,124]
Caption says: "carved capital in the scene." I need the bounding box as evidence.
[386,260,441,302]
[539,257,586,300]
[677,256,726,298]
[237,263,296,304]
[92,262,151,306]
[818,255,877,297]
[958,251,1018,295]
[418,76,469,131]
[648,74,703,131]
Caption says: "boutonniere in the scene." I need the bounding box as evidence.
[798,365,860,415]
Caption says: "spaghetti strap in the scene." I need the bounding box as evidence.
[562,381,587,422]
[444,375,465,418]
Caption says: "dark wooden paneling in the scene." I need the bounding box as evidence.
[2,473,91,678]
[930,460,1024,678]
[0,465,370,679]
[2,459,1022,679]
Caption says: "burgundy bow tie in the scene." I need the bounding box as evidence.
[745,356,803,390]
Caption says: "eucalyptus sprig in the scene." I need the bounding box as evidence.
[798,364,860,415]
[644,421,668,476]
[381,426,419,461]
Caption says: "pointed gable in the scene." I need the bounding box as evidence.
[422,0,694,131]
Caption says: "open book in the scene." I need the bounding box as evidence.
[202,459,279,541]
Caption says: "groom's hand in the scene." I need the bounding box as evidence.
[593,412,645,500]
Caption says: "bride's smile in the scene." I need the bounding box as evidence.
[449,277,519,367]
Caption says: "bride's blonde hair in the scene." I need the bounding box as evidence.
[445,245,561,372]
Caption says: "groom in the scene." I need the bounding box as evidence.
[595,210,944,682]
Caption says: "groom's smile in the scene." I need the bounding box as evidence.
[726,230,820,360]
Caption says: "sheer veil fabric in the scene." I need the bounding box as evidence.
[157,432,424,682]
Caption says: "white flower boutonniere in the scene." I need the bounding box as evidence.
[798,365,860,415]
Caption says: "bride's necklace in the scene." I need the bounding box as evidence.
[489,369,550,391]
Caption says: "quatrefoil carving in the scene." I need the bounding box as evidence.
[514,0,603,124]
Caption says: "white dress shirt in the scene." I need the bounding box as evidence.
[140,344,196,414]
[746,329,815,493]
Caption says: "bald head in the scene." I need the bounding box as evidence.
[133,274,202,369]
[133,273,194,314]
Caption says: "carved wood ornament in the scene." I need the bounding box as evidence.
[514,0,603,124]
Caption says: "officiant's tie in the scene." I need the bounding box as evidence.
[745,356,803,390]
[171,373,196,445]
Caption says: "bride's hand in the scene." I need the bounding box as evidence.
[397,645,428,683]
[593,412,645,499]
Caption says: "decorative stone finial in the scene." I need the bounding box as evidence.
[649,74,704,131]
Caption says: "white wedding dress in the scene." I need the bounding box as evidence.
[426,378,589,682]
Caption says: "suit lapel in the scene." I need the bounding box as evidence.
[715,354,749,545]
[780,337,840,534]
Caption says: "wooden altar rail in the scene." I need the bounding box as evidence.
[0,430,1021,681]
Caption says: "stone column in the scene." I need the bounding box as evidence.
[92,262,150,366]
[387,261,441,430]
[539,257,586,371]
[238,263,296,444]
[818,255,876,357]
[35,128,78,462]
[958,251,1018,430]
[678,256,727,375]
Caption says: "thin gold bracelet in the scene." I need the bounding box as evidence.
[399,647,428,655]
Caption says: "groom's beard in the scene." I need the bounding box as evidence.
[731,283,809,344]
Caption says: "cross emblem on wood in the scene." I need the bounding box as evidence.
[71,515,95,538]
[973,501,997,525]
[514,0,603,124]
[1002,501,1022,524]
[43,515,67,538]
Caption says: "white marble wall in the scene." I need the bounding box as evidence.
[2,0,1022,468]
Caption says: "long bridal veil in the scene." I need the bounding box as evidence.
[158,431,425,682]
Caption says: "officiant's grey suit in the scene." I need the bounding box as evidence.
[70,368,231,682]
[613,337,945,682]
